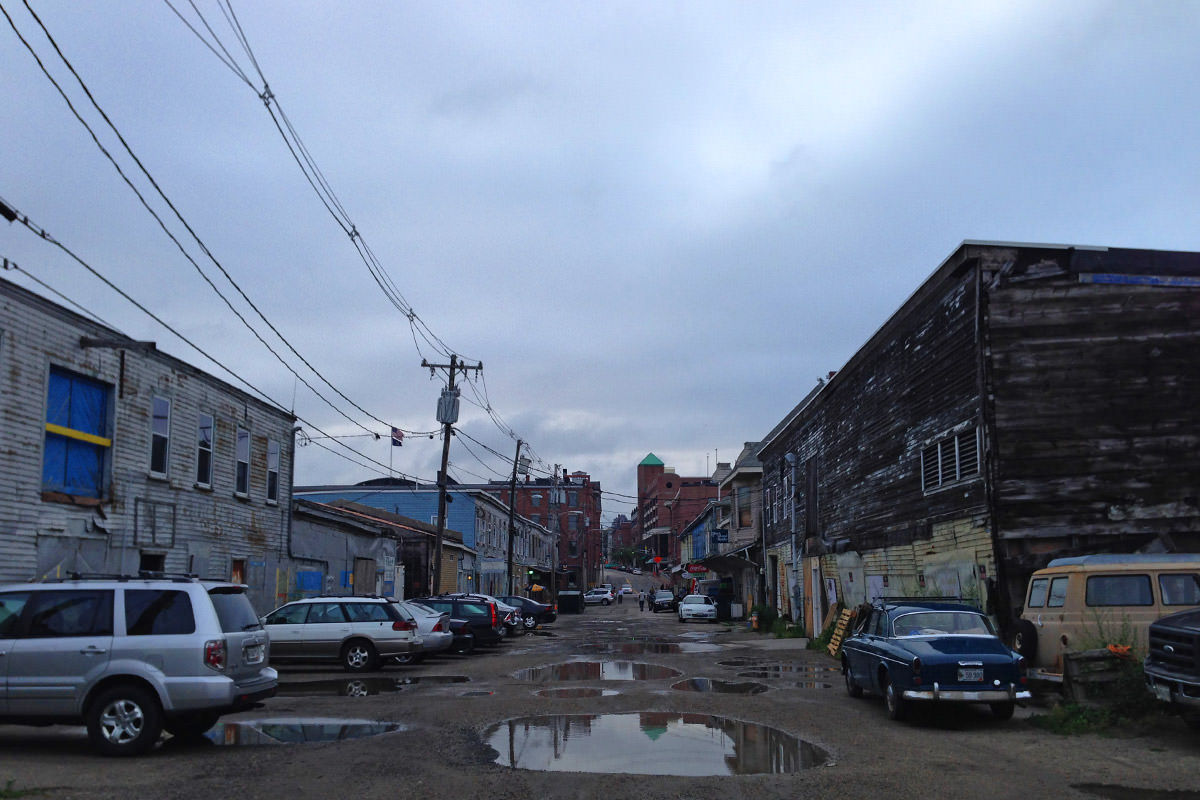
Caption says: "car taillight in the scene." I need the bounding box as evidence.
[912,656,922,676]
[204,639,227,671]
[392,620,416,632]
[489,603,497,628]
[433,621,445,632]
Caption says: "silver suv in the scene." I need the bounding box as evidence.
[0,573,277,756]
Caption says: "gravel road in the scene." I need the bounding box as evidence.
[1,600,1197,800]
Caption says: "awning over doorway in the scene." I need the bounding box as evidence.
[699,554,759,573]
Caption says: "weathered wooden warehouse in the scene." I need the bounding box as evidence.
[0,277,295,612]
[757,242,1200,636]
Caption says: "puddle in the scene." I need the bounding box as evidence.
[717,658,774,668]
[513,661,682,682]
[671,678,769,695]
[536,687,621,698]
[786,681,835,690]
[1074,786,1200,800]
[485,713,828,775]
[736,665,840,680]
[578,642,721,655]
[278,676,469,697]
[202,718,404,746]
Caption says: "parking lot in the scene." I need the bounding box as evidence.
[1,601,1198,800]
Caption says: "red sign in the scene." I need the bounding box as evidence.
[686,564,708,574]
[653,556,662,563]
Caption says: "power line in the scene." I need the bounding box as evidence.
[5,0,415,441]
[3,202,433,486]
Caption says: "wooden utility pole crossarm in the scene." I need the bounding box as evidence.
[421,354,483,595]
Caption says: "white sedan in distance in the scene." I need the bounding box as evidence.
[677,594,718,623]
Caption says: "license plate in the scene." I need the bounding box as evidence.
[1153,683,1171,702]
[244,644,265,664]
[957,667,984,682]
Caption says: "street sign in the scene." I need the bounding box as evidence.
[653,556,662,563]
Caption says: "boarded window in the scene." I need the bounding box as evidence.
[43,368,112,499]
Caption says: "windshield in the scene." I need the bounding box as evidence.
[892,611,996,637]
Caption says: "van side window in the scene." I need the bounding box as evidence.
[1047,577,1069,607]
[25,590,113,637]
[1085,575,1153,607]
[0,592,30,636]
[1159,574,1200,606]
[1028,578,1049,608]
[125,590,196,635]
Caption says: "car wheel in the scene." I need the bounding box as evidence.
[602,599,610,606]
[454,638,475,655]
[1011,619,1039,662]
[164,710,220,740]
[523,614,538,630]
[884,677,907,721]
[393,652,423,666]
[843,663,863,698]
[87,684,163,757]
[342,639,379,672]
[990,701,1015,721]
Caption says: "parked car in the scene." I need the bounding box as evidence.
[262,595,421,672]
[446,617,476,655]
[677,594,717,623]
[416,596,505,646]
[584,588,615,606]
[496,595,557,629]
[392,600,454,664]
[1144,606,1200,729]
[631,568,643,575]
[1013,554,1200,677]
[841,598,1031,721]
[438,592,520,636]
[0,573,277,756]
[651,590,675,613]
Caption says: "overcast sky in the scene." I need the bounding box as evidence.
[4,1,1199,524]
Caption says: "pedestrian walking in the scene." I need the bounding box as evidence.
[638,590,646,611]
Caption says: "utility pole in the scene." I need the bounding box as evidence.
[422,354,482,595]
[505,439,526,595]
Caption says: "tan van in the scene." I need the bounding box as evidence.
[1014,554,1200,676]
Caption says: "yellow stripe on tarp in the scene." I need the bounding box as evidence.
[45,423,112,448]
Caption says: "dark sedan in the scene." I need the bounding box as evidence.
[841,598,1031,721]
[496,595,557,629]
[651,590,676,613]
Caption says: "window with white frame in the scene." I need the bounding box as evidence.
[195,412,214,488]
[266,439,280,503]
[921,427,980,492]
[235,426,250,496]
[149,395,171,478]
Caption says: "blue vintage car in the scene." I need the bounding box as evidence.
[841,598,1031,721]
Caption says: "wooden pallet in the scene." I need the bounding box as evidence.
[826,607,855,657]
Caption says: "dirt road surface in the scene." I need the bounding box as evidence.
[1,601,1197,800]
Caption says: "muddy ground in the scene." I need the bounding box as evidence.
[1,601,1198,800]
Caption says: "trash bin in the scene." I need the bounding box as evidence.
[558,590,585,614]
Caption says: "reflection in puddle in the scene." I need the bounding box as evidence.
[736,665,840,680]
[204,718,404,746]
[536,687,621,698]
[278,676,469,697]
[577,642,721,655]
[485,713,828,775]
[787,681,835,690]
[513,661,682,682]
[716,658,773,668]
[671,678,769,695]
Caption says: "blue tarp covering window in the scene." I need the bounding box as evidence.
[43,368,110,498]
